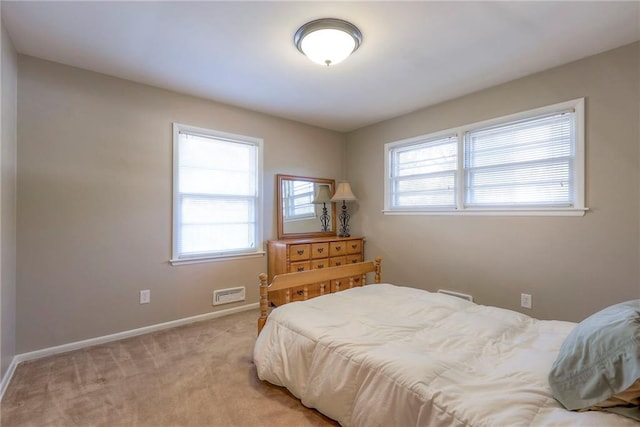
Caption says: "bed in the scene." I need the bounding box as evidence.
[253,258,640,426]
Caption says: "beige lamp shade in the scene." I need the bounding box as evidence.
[312,184,333,204]
[331,182,357,202]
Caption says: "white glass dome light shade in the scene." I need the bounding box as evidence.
[300,28,356,66]
[294,18,362,67]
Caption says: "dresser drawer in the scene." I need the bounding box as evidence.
[346,240,362,254]
[311,258,329,269]
[311,243,329,259]
[330,279,345,293]
[289,244,311,261]
[330,275,363,292]
[329,256,347,267]
[291,283,322,302]
[289,261,310,273]
[329,241,347,256]
[351,275,363,287]
[347,254,363,264]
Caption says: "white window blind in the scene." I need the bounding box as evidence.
[464,111,575,208]
[383,98,585,216]
[172,124,262,262]
[388,135,458,209]
[282,180,315,220]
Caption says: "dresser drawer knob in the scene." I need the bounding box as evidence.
[317,264,325,269]
[335,247,342,251]
[297,266,304,272]
[351,244,357,249]
[335,262,341,266]
[297,250,304,255]
[317,248,324,253]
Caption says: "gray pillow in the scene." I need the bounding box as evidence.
[548,299,640,411]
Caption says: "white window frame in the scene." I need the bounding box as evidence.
[384,98,586,216]
[281,179,316,221]
[171,123,264,265]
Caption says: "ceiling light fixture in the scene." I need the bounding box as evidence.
[294,18,362,67]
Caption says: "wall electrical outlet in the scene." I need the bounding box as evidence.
[140,289,150,304]
[521,293,532,309]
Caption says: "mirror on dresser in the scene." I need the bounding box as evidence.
[276,174,337,240]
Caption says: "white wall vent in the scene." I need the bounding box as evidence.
[437,289,473,302]
[213,287,245,306]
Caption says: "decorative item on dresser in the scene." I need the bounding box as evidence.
[312,184,333,232]
[267,236,365,306]
[330,182,358,237]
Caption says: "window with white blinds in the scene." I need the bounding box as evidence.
[384,98,585,215]
[387,134,458,209]
[464,112,575,208]
[282,180,315,220]
[172,123,263,263]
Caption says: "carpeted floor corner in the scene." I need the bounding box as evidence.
[1,309,338,427]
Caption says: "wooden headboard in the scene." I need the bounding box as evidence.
[258,257,382,333]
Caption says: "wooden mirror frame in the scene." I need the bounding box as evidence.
[276,174,337,240]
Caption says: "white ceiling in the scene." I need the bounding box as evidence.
[3,1,639,132]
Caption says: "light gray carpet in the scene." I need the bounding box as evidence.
[1,309,338,426]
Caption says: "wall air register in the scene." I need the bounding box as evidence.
[213,287,246,306]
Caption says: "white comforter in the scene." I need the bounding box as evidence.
[253,284,638,426]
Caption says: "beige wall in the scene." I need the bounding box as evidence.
[13,42,640,353]
[1,17,18,377]
[0,15,18,378]
[16,56,345,353]
[346,42,640,322]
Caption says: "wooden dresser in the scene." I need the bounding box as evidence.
[267,236,365,306]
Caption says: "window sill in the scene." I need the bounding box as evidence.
[382,208,588,217]
[170,251,265,266]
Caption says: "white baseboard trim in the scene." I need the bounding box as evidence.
[0,357,19,402]
[0,302,259,401]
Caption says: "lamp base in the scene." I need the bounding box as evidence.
[338,201,351,238]
[319,203,330,232]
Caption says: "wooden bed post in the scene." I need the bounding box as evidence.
[374,257,382,283]
[258,273,268,333]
